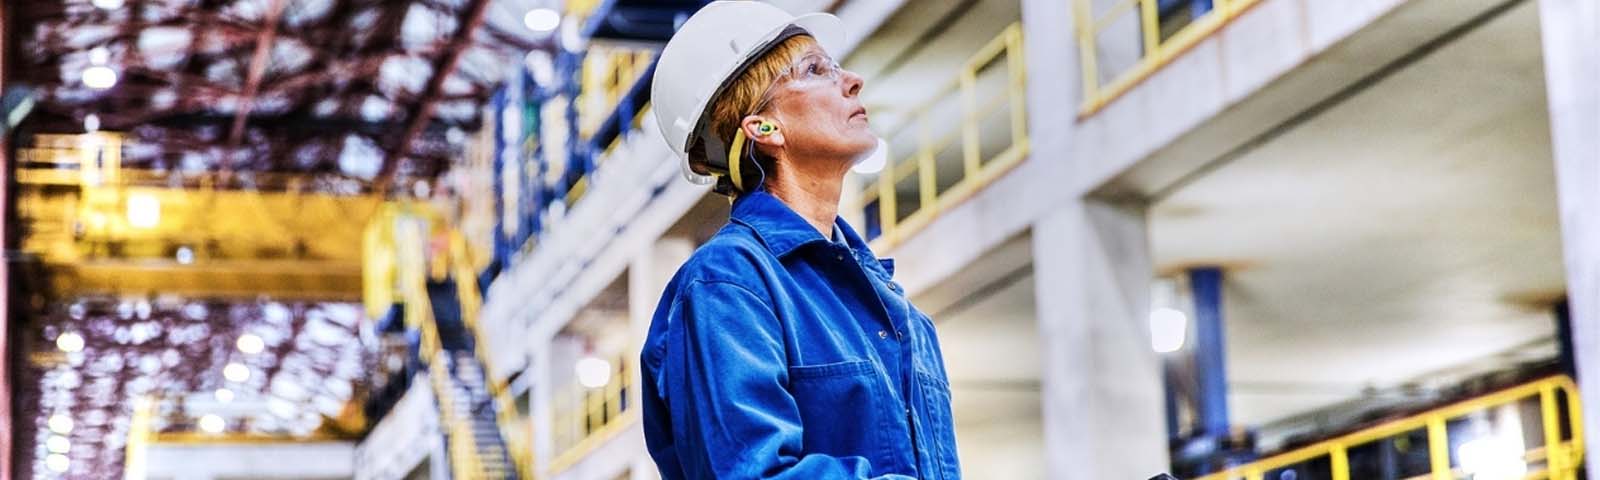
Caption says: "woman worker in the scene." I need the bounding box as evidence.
[641,1,961,479]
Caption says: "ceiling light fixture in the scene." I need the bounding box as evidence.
[126,193,160,228]
[56,332,85,353]
[524,8,561,33]
[48,414,74,434]
[198,414,226,434]
[575,356,612,389]
[223,362,251,383]
[82,65,119,90]
[236,334,264,355]
[1149,307,1188,353]
[46,453,69,473]
[46,435,70,454]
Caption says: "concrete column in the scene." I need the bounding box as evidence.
[627,237,696,380]
[530,339,555,477]
[1033,199,1169,479]
[626,236,693,480]
[630,456,661,480]
[431,435,451,480]
[1537,1,1600,478]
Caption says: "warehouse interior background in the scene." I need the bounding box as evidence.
[1,0,1599,479]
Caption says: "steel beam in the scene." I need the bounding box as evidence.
[376,0,493,189]
[226,0,289,148]
[1188,266,1230,439]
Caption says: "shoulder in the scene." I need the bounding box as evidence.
[672,222,778,287]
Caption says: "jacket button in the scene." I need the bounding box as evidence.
[877,330,888,339]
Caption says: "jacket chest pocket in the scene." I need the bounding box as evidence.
[916,369,962,479]
[788,360,891,459]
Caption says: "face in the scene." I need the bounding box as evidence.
[749,47,875,165]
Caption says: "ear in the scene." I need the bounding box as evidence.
[740,115,785,149]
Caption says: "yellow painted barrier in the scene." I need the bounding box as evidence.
[1075,0,1267,116]
[1195,375,1584,480]
[370,202,524,479]
[854,22,1029,251]
[547,354,637,475]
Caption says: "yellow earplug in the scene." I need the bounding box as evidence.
[757,121,778,136]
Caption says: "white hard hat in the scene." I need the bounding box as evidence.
[651,1,844,186]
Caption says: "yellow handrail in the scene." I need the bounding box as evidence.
[449,230,536,479]
[1195,375,1585,480]
[123,396,155,480]
[547,354,637,474]
[578,47,656,139]
[853,22,1029,251]
[369,201,523,479]
[1074,0,1266,116]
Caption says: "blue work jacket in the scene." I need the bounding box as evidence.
[642,189,962,479]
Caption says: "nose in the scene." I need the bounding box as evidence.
[841,68,864,97]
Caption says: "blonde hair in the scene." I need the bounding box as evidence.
[694,34,816,190]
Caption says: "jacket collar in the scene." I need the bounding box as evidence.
[730,189,870,258]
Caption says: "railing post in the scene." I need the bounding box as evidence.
[1140,0,1162,59]
[1426,416,1451,480]
[1074,0,1100,106]
[1007,24,1028,148]
[878,170,896,243]
[1329,444,1350,480]
[1541,385,1568,478]
[1562,379,1586,480]
[917,115,936,213]
[960,69,980,178]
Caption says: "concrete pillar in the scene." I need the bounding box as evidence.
[630,456,660,480]
[530,338,555,476]
[1033,199,1169,479]
[627,237,694,398]
[431,436,451,480]
[1537,1,1600,478]
[626,237,692,480]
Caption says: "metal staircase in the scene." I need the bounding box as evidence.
[365,201,526,480]
[428,278,518,480]
[430,349,517,480]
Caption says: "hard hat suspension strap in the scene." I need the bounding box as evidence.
[728,128,748,192]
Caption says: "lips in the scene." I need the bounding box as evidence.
[851,107,868,121]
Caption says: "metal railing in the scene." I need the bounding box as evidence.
[1075,0,1266,116]
[1195,375,1585,480]
[428,356,498,479]
[123,396,156,480]
[854,22,1029,250]
[448,229,536,479]
[547,354,637,474]
[578,48,655,139]
[368,202,525,479]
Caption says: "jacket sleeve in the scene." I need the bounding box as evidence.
[661,280,914,480]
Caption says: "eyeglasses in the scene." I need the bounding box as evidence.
[778,53,843,85]
[750,52,844,114]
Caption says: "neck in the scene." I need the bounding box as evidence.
[764,154,849,237]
